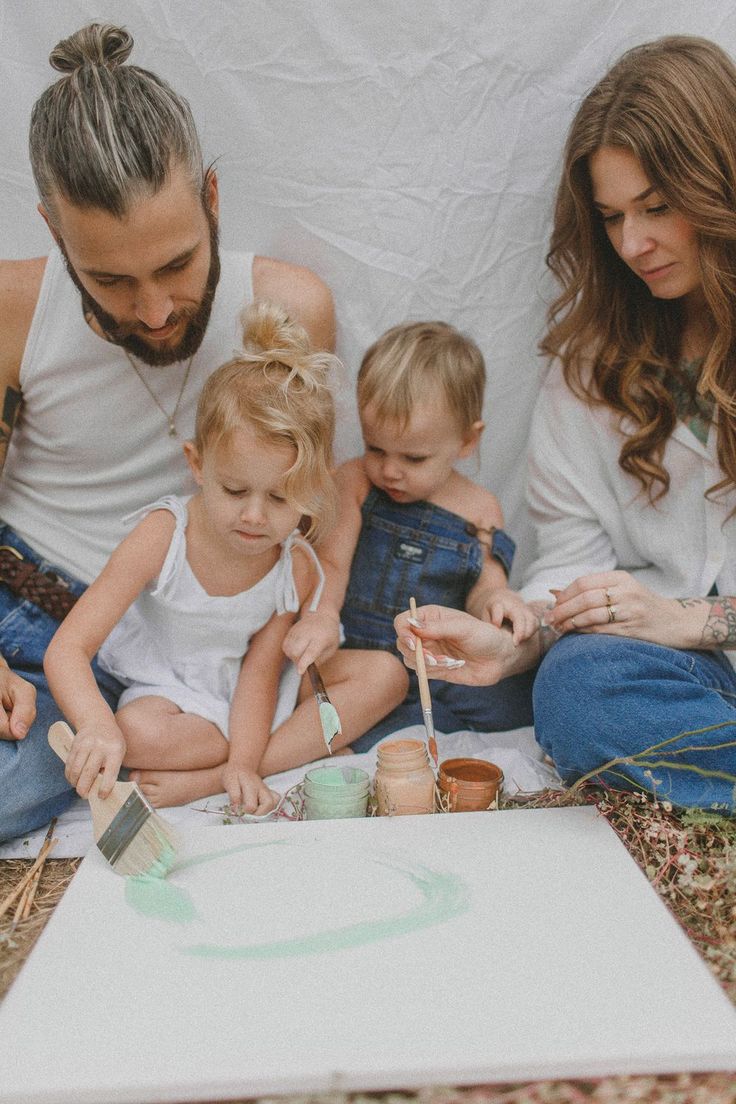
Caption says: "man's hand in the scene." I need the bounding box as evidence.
[282,608,341,674]
[0,662,36,741]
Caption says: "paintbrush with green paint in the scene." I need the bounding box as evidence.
[307,663,342,751]
[48,721,178,878]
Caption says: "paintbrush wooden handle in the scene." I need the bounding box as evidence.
[48,721,132,838]
[409,597,432,712]
[308,662,328,702]
[48,720,108,805]
[48,720,74,762]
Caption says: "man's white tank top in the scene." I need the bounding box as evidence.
[0,247,254,583]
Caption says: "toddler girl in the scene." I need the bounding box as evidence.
[44,303,407,811]
[292,320,537,745]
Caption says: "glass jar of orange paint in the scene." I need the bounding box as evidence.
[374,738,435,816]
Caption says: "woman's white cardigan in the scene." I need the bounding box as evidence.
[522,363,736,662]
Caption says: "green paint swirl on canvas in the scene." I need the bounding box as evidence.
[125,838,469,959]
[184,859,469,959]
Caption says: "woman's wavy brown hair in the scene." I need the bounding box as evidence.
[541,35,736,500]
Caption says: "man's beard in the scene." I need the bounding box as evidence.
[59,209,221,368]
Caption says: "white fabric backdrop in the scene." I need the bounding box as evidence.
[1,1,735,580]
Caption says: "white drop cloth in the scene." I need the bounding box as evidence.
[0,726,561,859]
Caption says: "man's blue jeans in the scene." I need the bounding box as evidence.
[534,633,736,811]
[0,524,123,843]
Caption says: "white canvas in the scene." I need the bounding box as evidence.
[1,807,735,1103]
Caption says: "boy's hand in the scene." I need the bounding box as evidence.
[65,721,126,799]
[222,762,277,815]
[482,588,539,645]
[282,608,341,674]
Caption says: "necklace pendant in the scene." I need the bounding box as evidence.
[168,421,177,438]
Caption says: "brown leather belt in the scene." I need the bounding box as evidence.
[0,545,78,620]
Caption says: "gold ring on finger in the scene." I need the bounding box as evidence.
[607,604,617,624]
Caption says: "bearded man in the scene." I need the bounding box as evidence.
[0,22,335,841]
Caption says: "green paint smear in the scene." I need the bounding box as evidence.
[125,837,470,960]
[183,859,469,959]
[126,839,290,926]
[126,874,198,923]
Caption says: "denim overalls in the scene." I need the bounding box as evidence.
[342,487,515,650]
[341,488,534,749]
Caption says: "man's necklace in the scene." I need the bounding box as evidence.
[122,347,194,438]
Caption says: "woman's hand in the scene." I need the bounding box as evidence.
[394,604,537,686]
[544,570,692,648]
[65,720,126,799]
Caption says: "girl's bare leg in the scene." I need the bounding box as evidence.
[128,764,227,808]
[120,696,229,808]
[118,695,228,770]
[258,650,408,776]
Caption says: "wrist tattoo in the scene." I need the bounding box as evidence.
[677,596,736,648]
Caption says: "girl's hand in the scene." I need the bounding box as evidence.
[65,720,126,799]
[544,570,688,647]
[483,588,540,645]
[282,608,341,674]
[222,762,277,815]
[394,603,530,686]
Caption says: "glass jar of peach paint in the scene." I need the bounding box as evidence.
[374,738,435,816]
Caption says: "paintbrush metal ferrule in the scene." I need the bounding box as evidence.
[97,791,153,868]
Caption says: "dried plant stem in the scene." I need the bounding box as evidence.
[12,819,57,927]
[564,719,736,800]
[0,835,58,922]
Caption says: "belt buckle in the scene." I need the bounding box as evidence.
[0,544,24,560]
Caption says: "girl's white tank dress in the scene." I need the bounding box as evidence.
[97,495,323,737]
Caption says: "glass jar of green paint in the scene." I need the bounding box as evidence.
[303,765,370,819]
[374,738,436,816]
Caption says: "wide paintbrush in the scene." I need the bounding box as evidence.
[48,721,178,878]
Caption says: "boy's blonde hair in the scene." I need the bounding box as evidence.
[357,321,485,434]
[194,301,338,541]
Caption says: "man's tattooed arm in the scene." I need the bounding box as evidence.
[676,597,736,648]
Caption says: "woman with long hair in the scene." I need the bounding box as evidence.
[396,35,736,810]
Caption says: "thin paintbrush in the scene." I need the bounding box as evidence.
[307,663,342,751]
[48,721,178,879]
[410,596,438,767]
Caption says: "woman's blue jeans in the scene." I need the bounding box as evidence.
[0,524,123,843]
[534,633,736,811]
